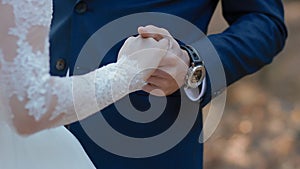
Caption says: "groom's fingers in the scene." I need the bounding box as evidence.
[147,76,166,88]
[143,71,180,96]
[142,83,166,96]
[139,30,163,41]
[150,69,173,78]
[142,25,171,36]
[138,25,171,41]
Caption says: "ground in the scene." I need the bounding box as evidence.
[204,1,300,169]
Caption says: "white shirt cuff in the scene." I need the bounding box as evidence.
[184,76,207,102]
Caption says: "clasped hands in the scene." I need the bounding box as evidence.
[118,25,190,96]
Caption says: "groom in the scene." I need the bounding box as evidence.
[50,0,287,168]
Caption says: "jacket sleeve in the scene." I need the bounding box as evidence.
[199,0,287,106]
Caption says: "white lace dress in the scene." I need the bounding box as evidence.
[0,0,167,168]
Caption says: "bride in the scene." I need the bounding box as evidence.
[0,0,169,168]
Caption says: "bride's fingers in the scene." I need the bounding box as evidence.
[118,34,169,62]
[157,38,169,50]
[118,36,137,59]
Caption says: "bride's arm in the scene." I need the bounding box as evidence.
[0,1,168,135]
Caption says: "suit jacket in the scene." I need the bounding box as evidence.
[50,0,287,168]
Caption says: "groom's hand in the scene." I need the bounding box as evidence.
[138,25,190,96]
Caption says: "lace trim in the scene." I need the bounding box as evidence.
[51,55,145,121]
[0,0,147,126]
[0,0,52,121]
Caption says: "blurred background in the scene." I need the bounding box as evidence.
[204,0,300,169]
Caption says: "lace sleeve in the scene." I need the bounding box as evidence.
[0,0,162,135]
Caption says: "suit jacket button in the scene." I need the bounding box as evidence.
[56,59,66,71]
[75,1,88,14]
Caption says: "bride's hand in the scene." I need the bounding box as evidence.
[117,35,169,80]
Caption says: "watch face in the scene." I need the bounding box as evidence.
[192,68,203,83]
[187,65,205,88]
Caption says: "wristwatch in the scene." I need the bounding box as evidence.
[180,45,206,89]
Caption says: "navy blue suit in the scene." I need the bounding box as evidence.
[50,0,287,169]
